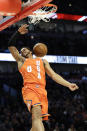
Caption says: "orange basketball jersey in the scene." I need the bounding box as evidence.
[19,58,46,88]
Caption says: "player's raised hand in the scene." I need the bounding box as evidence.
[68,83,79,91]
[18,24,29,35]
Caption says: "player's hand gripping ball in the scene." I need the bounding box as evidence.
[33,43,48,57]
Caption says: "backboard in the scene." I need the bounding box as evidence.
[0,0,53,31]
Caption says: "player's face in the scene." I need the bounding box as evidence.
[21,48,32,58]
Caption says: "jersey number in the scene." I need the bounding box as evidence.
[27,61,41,79]
[27,66,32,72]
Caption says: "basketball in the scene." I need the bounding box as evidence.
[33,43,48,57]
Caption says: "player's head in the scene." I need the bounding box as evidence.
[20,47,33,58]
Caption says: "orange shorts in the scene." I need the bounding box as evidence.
[22,84,50,120]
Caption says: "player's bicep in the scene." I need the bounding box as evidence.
[8,46,23,62]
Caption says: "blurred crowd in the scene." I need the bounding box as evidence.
[0,71,87,131]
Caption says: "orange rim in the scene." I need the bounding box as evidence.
[32,4,58,15]
[44,3,57,8]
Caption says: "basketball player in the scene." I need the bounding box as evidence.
[8,24,79,131]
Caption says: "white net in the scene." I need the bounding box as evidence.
[28,4,57,25]
[28,14,50,25]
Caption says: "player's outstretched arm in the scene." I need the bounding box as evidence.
[8,24,28,62]
[43,59,79,91]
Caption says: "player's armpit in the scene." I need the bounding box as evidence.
[43,59,56,78]
[8,46,24,62]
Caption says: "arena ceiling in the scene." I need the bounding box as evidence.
[53,0,87,15]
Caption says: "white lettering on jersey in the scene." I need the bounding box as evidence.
[36,60,41,79]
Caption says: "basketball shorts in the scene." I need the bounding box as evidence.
[22,84,50,120]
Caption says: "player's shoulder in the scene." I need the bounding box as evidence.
[42,59,49,65]
[42,58,47,62]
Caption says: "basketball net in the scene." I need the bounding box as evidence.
[28,4,57,25]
